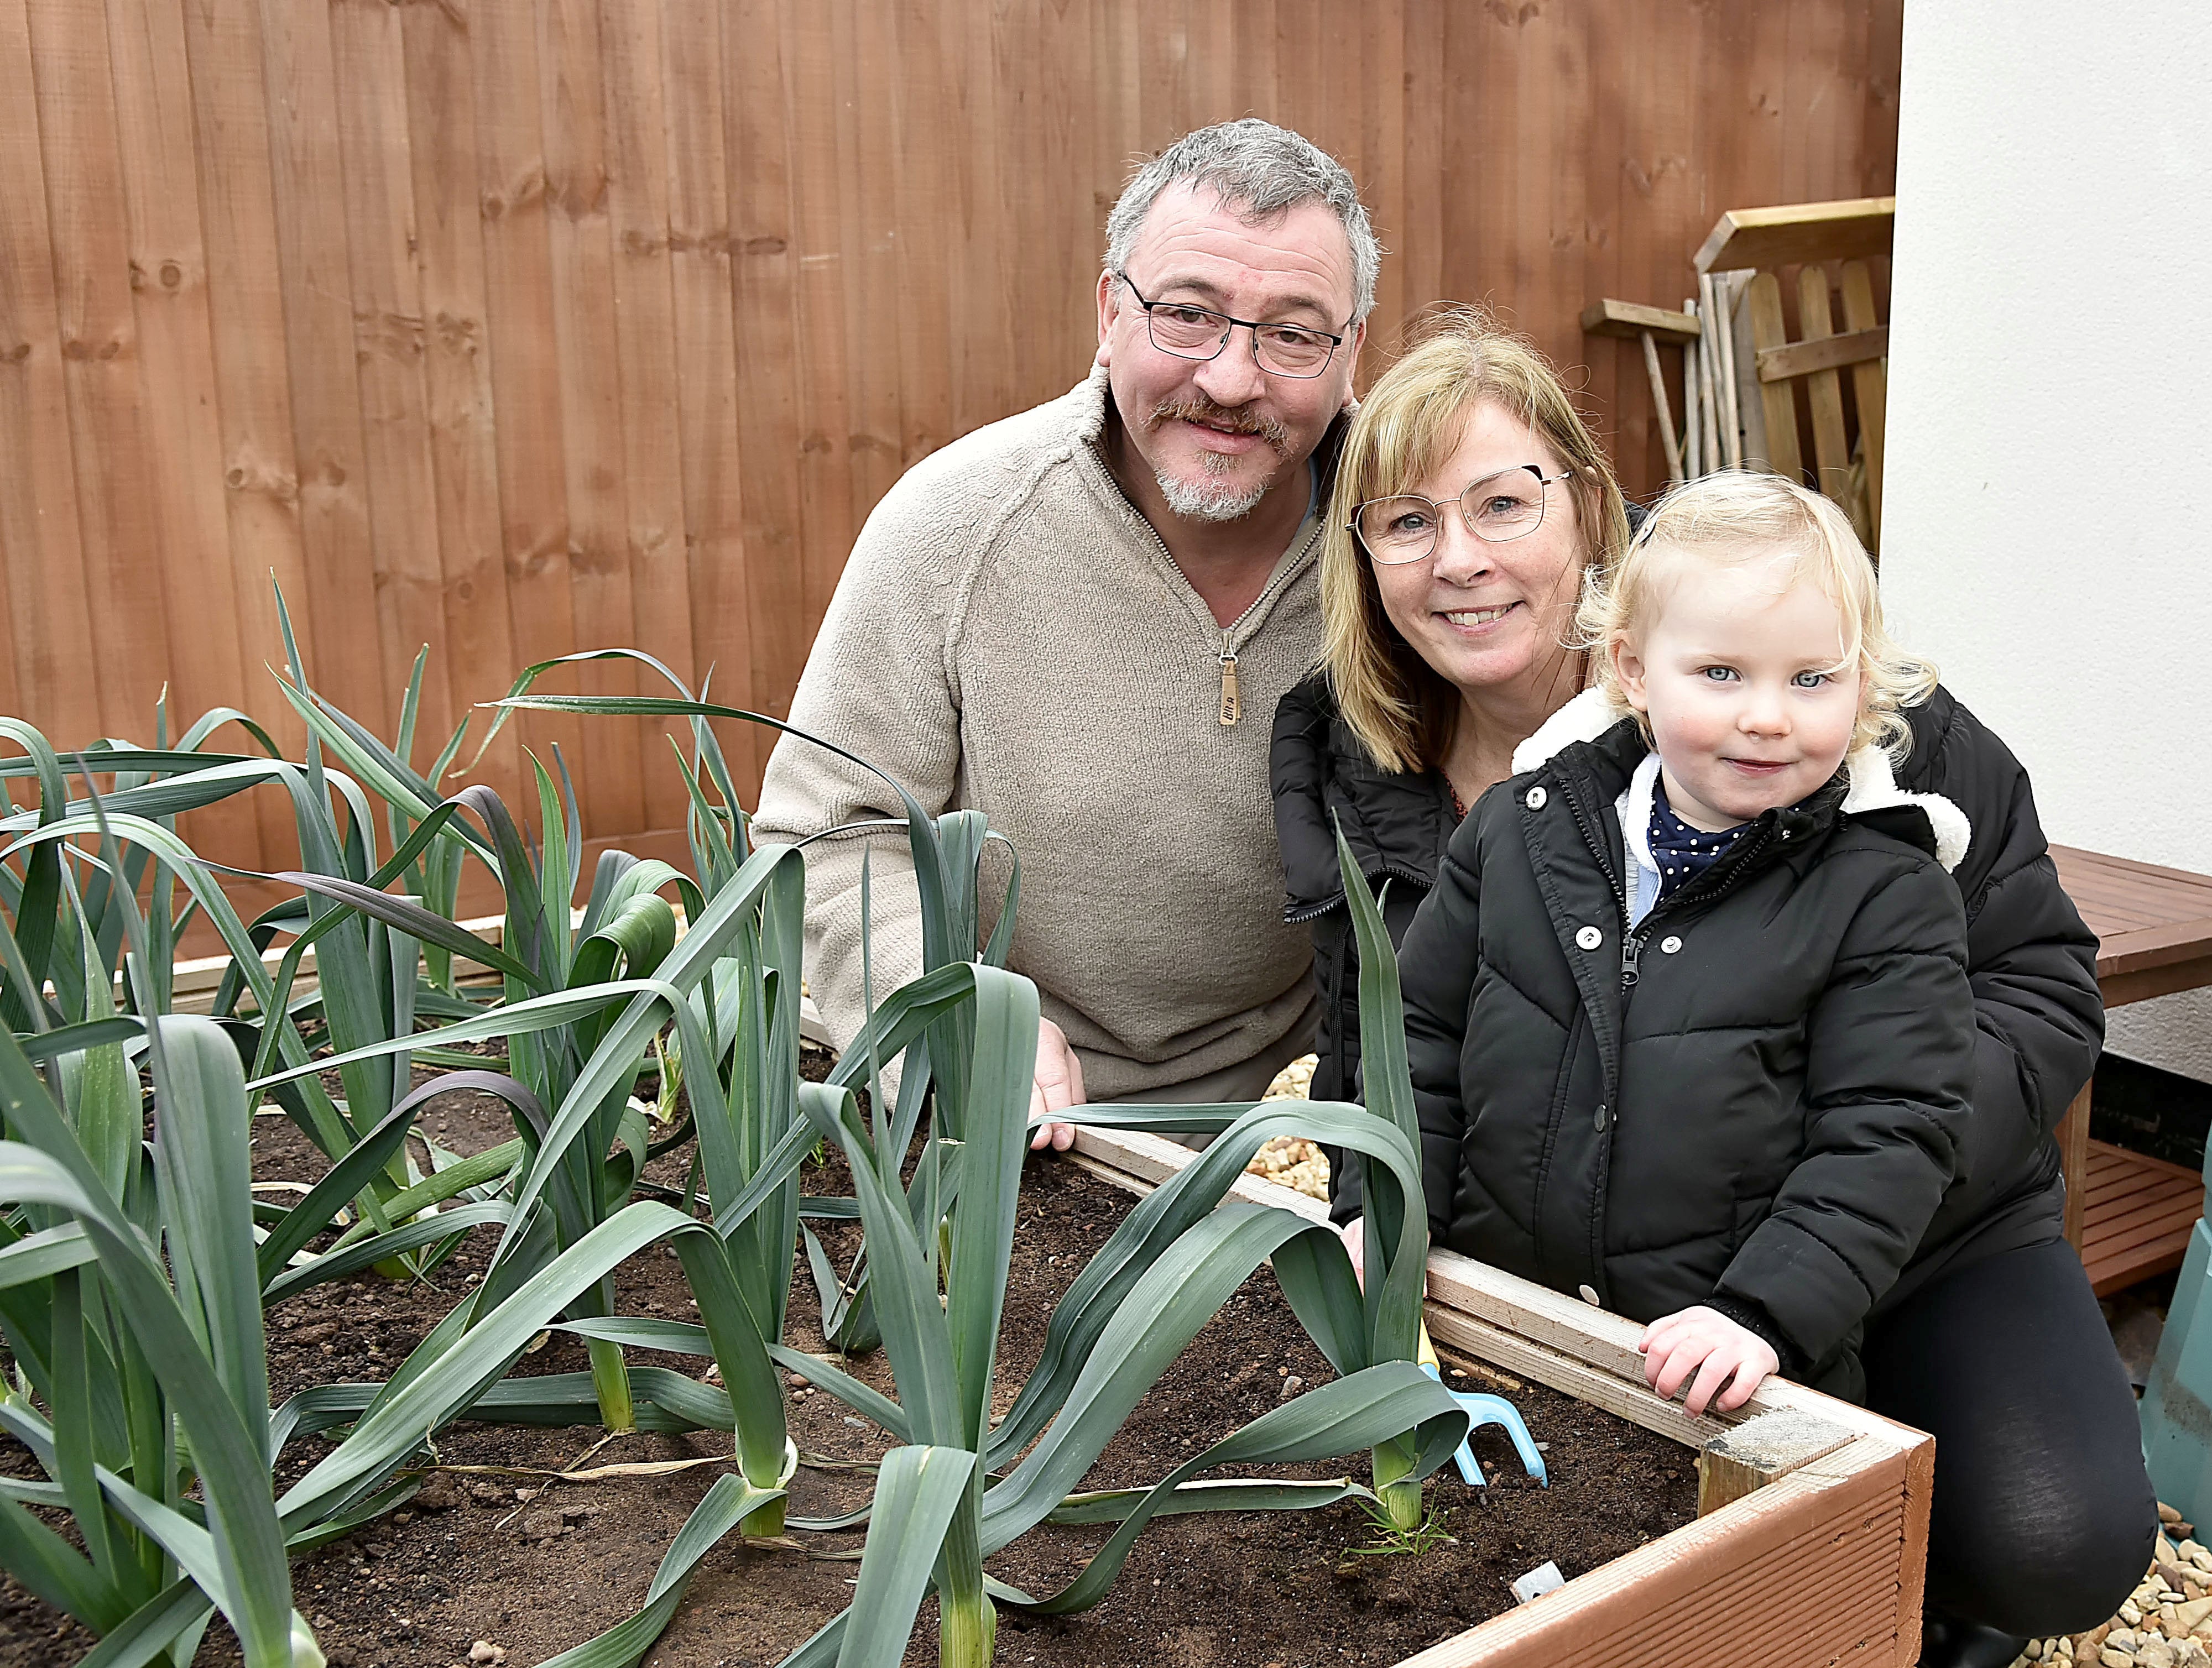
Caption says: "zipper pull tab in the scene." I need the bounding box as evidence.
[1620,931,1644,989]
[1218,652,1241,726]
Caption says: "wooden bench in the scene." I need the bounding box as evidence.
[2051,844,2212,1295]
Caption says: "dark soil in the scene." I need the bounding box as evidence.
[1,1049,1698,1668]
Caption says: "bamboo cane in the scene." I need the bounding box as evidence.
[1641,330,1685,484]
[1709,272,1745,469]
[1695,276,1723,473]
[1682,298,1702,478]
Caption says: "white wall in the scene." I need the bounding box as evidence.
[1882,0,2212,1081]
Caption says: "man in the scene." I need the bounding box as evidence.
[750,119,1375,1140]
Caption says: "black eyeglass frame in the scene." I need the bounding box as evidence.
[1111,270,1350,380]
[1348,464,1576,564]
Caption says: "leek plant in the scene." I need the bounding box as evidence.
[239,825,838,1536]
[479,672,1024,1366]
[0,1006,323,1668]
[0,627,533,1271]
[0,999,786,1668]
[1025,826,1440,1531]
[0,802,782,1668]
[779,962,1470,1666]
[0,702,282,1031]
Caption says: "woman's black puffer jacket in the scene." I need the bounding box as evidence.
[1402,702,1977,1392]
[1271,673,2103,1342]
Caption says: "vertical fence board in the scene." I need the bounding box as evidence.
[27,0,173,739]
[945,0,1014,446]
[723,0,805,742]
[537,0,645,843]
[177,0,311,862]
[598,0,693,832]
[659,0,758,784]
[1360,0,1406,372]
[891,0,954,475]
[833,0,906,521]
[103,0,261,867]
[1397,0,1443,355]
[255,0,385,731]
[2,0,1902,830]
[784,0,855,639]
[470,0,586,804]
[0,0,98,747]
[399,0,523,813]
[330,0,452,802]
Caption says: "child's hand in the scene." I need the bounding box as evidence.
[1638,1306,1779,1416]
[1337,1218,1365,1290]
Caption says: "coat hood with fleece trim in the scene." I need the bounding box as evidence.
[1510,687,1972,873]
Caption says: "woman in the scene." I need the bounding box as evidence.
[1269,310,2152,1667]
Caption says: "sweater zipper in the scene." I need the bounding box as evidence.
[1214,547,1305,725]
[1086,437,1321,725]
[1114,487,1315,728]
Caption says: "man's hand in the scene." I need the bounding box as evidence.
[1637,1305,1779,1417]
[1027,1017,1086,1152]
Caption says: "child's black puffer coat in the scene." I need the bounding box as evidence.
[1402,702,1978,1396]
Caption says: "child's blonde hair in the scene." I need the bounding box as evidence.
[1575,473,1936,760]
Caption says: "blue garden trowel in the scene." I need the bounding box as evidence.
[1418,1322,1548,1488]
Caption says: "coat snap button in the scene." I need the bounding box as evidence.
[1578,1284,1601,1306]
[1574,924,1603,950]
[1660,935,1683,954]
[1524,785,1548,810]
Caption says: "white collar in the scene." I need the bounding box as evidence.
[1511,687,1621,773]
[1618,752,1665,875]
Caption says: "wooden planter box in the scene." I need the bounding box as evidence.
[1067,1127,1934,1668]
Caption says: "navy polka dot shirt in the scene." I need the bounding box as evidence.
[1648,781,1747,901]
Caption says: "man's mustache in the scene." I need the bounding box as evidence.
[1149,398,1290,453]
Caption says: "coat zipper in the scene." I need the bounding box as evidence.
[1557,775,1627,917]
[1620,822,1778,990]
[1284,862,1437,925]
[1553,769,1780,994]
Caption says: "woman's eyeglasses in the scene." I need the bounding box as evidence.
[1350,466,1571,564]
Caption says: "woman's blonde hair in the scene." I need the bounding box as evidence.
[1322,307,1632,774]
[1576,472,1937,759]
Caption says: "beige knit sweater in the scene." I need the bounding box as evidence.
[751,369,1326,1099]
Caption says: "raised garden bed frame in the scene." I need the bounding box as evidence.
[1067,1126,1935,1668]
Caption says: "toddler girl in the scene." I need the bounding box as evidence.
[1394,472,1976,1412]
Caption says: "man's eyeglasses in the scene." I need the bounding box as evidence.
[1113,271,1348,379]
[1351,466,1573,564]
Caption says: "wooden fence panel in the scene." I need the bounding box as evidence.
[0,0,1902,867]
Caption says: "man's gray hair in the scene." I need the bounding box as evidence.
[1104,119,1379,323]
